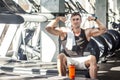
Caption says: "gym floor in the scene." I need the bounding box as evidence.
[0,50,120,80]
[98,50,120,80]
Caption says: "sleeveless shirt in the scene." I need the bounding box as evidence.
[60,29,89,57]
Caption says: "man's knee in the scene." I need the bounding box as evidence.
[89,55,97,62]
[57,53,66,59]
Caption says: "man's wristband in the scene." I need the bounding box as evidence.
[94,17,97,21]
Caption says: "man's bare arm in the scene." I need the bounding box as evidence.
[88,16,107,37]
[46,17,66,36]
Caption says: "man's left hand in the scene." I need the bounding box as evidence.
[88,16,96,21]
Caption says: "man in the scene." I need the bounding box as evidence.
[46,12,107,79]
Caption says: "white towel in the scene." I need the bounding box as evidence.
[66,28,76,50]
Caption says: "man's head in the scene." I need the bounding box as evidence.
[70,12,82,28]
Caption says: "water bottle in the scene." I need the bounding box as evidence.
[69,64,75,80]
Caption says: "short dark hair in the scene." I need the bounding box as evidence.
[71,12,81,18]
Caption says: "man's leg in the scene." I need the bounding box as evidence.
[57,53,67,76]
[85,55,98,79]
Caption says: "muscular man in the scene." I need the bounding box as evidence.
[46,12,107,79]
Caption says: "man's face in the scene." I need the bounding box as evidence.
[71,15,81,28]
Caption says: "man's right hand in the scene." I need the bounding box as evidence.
[57,16,67,23]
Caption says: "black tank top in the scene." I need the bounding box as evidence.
[60,29,89,57]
